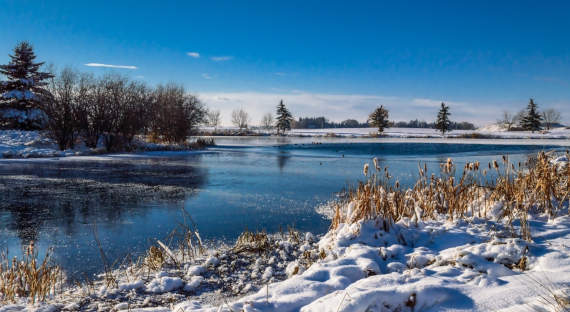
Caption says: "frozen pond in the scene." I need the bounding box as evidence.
[0,138,566,281]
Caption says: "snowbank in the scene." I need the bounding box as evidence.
[0,130,210,159]
[182,209,569,311]
[288,126,570,139]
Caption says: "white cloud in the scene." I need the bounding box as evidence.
[202,73,213,80]
[210,56,233,62]
[84,63,137,70]
[187,52,200,58]
[197,91,508,127]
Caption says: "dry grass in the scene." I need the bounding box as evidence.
[233,230,271,254]
[331,151,569,241]
[142,210,206,272]
[0,243,62,304]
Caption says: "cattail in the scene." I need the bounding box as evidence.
[493,160,499,169]
[373,157,380,170]
[363,163,369,176]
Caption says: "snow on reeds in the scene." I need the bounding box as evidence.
[331,150,569,241]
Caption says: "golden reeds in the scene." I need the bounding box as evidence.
[331,151,570,242]
[0,243,62,304]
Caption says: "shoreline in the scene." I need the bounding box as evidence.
[1,152,568,311]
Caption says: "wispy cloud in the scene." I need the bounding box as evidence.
[187,52,200,58]
[202,73,213,80]
[84,63,137,70]
[274,72,287,76]
[210,56,233,62]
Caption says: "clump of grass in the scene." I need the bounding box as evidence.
[144,245,166,271]
[0,243,63,304]
[331,151,569,242]
[233,230,270,254]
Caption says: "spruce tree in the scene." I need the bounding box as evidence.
[0,42,53,129]
[519,98,543,132]
[275,99,293,135]
[368,105,389,133]
[435,102,451,135]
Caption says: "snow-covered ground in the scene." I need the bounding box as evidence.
[0,130,77,158]
[201,125,570,140]
[0,131,205,159]
[288,126,570,139]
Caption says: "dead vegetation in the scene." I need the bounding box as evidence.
[0,243,63,304]
[331,150,569,241]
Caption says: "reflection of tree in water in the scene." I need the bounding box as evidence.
[0,155,208,245]
[277,150,291,172]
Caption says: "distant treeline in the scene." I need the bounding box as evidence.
[292,117,369,129]
[292,116,476,130]
[392,119,476,130]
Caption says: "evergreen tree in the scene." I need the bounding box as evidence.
[368,105,389,133]
[275,99,293,134]
[435,102,451,135]
[519,98,543,132]
[0,42,53,129]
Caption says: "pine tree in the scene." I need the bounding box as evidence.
[519,98,543,132]
[435,102,451,135]
[368,105,389,133]
[0,42,53,129]
[275,99,293,135]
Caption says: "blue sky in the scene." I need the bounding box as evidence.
[1,0,569,125]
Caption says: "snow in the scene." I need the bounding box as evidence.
[287,126,570,139]
[183,207,569,312]
[0,130,207,159]
[145,276,185,293]
[0,130,68,158]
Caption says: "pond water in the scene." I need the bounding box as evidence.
[0,139,565,281]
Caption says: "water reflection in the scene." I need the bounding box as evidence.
[0,154,208,248]
[277,150,291,171]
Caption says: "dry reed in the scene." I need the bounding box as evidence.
[0,243,62,304]
[331,151,569,241]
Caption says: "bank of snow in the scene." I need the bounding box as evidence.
[0,130,208,159]
[288,126,570,139]
[179,207,569,311]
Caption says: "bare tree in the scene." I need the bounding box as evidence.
[261,113,273,129]
[152,84,206,143]
[231,108,250,130]
[206,109,221,131]
[497,111,518,131]
[44,67,80,150]
[542,108,561,130]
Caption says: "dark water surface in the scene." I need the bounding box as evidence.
[0,140,563,280]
